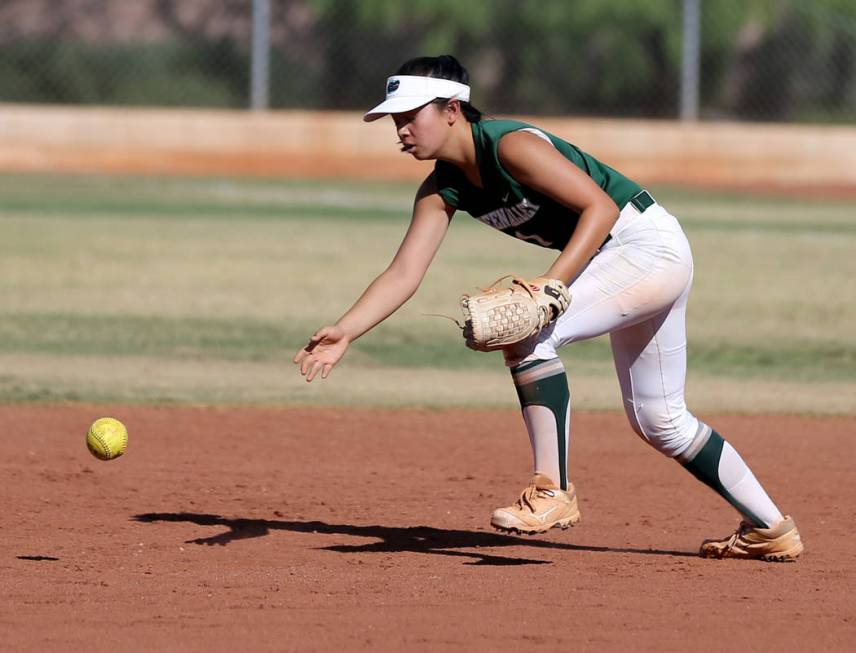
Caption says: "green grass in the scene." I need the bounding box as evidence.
[0,313,851,382]
[1,173,854,412]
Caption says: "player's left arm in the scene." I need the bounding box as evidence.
[497,131,619,284]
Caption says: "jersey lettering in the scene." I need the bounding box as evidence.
[475,198,540,230]
[436,120,642,252]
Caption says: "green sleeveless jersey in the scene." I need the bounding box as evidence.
[434,119,641,250]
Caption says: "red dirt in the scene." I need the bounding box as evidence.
[2,405,853,652]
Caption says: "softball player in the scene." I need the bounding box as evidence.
[294,55,803,561]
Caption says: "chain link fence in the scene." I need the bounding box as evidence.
[0,0,854,122]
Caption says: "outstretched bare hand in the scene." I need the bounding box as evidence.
[293,325,350,382]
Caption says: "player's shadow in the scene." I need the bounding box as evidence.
[132,512,696,566]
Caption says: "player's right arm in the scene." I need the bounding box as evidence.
[293,174,453,382]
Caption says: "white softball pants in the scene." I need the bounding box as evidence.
[505,199,699,458]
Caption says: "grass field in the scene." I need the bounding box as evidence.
[0,173,853,413]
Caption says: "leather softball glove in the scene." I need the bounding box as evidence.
[460,276,570,352]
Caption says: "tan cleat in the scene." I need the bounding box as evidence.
[700,515,804,562]
[491,473,581,535]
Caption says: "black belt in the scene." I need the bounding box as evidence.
[629,189,655,213]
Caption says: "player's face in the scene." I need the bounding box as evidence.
[391,103,449,160]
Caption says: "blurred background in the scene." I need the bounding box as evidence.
[1,0,854,122]
[0,0,854,412]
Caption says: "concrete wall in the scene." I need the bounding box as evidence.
[1,104,854,195]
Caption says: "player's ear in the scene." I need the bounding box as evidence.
[445,99,462,125]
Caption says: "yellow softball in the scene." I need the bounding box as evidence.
[86,417,128,461]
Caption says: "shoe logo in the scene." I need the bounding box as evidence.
[533,506,557,523]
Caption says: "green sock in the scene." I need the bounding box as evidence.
[679,428,776,528]
[512,358,571,491]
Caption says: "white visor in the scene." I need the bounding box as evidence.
[363,75,471,122]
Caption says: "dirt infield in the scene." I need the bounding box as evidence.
[2,405,853,652]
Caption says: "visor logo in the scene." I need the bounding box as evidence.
[386,79,400,94]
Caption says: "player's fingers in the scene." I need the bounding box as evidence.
[295,338,322,362]
[299,356,315,376]
[321,363,333,379]
[311,326,336,343]
[305,360,322,382]
[295,328,328,362]
[301,359,313,380]
[298,328,330,360]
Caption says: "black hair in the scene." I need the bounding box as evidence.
[394,55,483,123]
